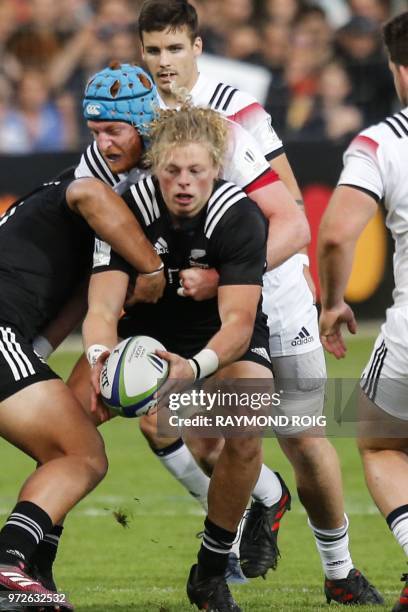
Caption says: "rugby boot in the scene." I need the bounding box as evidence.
[325,568,384,605]
[187,564,242,611]
[392,572,408,611]
[240,472,291,578]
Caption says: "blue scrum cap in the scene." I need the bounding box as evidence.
[83,62,158,141]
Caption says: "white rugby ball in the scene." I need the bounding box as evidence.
[100,336,169,417]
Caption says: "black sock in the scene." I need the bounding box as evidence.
[197,516,236,580]
[30,525,63,575]
[0,501,52,566]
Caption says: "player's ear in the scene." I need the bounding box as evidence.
[193,36,202,58]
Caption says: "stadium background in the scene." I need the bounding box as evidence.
[0,1,407,610]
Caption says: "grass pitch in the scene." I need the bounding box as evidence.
[0,334,404,611]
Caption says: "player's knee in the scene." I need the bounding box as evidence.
[281,436,334,471]
[81,435,109,484]
[224,436,262,464]
[188,438,224,476]
[86,451,109,484]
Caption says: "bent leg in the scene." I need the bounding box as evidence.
[0,379,108,523]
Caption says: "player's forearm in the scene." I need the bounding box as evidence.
[269,154,311,259]
[266,214,310,269]
[82,311,119,355]
[94,215,161,273]
[206,312,255,368]
[270,152,302,202]
[318,241,356,309]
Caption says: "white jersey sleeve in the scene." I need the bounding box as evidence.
[191,74,283,160]
[222,119,280,193]
[74,141,150,194]
[227,94,283,161]
[338,108,408,308]
[337,128,385,201]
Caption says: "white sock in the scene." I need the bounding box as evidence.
[309,514,354,579]
[155,440,209,512]
[387,507,408,556]
[252,465,282,506]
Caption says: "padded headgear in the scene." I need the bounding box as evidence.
[83,62,157,142]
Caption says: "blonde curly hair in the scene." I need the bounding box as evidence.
[145,104,229,171]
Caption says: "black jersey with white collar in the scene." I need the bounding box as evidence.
[92,178,268,355]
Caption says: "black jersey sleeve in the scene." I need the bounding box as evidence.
[210,199,267,286]
[91,183,150,277]
[91,237,133,277]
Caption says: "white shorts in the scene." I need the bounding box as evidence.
[271,346,327,435]
[361,306,408,419]
[269,304,322,357]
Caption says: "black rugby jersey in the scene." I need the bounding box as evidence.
[93,178,268,355]
[0,177,93,339]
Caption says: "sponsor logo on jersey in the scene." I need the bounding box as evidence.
[189,248,209,268]
[86,103,102,116]
[291,327,314,347]
[251,347,271,363]
[154,237,169,255]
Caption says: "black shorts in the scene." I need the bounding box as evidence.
[239,314,272,371]
[118,313,272,372]
[0,324,59,402]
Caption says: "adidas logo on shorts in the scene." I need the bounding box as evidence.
[251,347,271,363]
[291,327,314,347]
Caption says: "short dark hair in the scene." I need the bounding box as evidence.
[138,0,199,43]
[383,11,408,67]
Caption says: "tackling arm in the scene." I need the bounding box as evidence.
[270,152,303,204]
[66,178,165,276]
[249,180,310,270]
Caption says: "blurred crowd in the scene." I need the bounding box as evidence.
[0,0,406,153]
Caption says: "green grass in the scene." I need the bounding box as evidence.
[0,337,404,611]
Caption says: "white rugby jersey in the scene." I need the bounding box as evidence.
[166,74,313,343]
[75,117,276,194]
[338,107,408,307]
[157,73,284,161]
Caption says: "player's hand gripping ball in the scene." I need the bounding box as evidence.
[100,336,169,417]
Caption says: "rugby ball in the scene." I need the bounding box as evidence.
[99,336,169,417]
